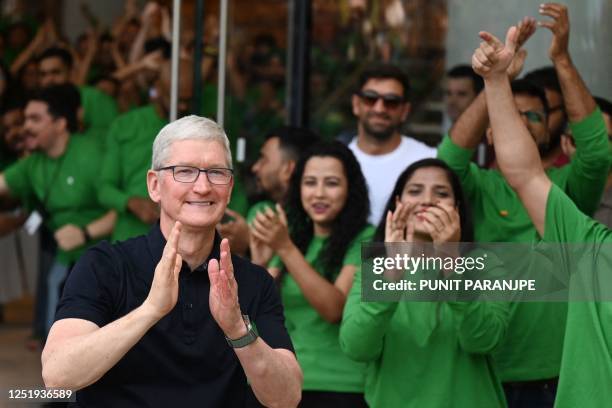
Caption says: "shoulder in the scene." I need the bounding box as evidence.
[399,135,437,156]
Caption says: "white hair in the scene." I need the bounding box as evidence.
[151,115,232,170]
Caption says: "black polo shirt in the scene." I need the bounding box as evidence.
[55,224,294,407]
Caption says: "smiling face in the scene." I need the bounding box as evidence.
[22,100,65,153]
[300,156,348,236]
[399,166,456,237]
[352,78,410,142]
[147,139,233,232]
[445,77,477,122]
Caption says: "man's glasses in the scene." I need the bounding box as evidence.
[357,90,405,109]
[157,165,233,184]
[519,110,545,124]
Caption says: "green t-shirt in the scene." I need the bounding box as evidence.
[543,184,612,408]
[3,134,108,264]
[437,108,611,381]
[98,105,167,242]
[340,265,509,408]
[80,85,119,132]
[246,200,274,224]
[278,225,374,392]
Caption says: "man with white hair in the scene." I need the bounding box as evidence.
[41,115,303,407]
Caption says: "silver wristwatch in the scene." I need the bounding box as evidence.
[226,315,258,348]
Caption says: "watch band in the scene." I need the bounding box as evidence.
[226,315,258,348]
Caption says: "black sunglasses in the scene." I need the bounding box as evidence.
[357,90,405,109]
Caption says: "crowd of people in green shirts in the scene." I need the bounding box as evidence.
[1,1,612,408]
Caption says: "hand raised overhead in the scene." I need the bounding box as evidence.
[472,25,519,80]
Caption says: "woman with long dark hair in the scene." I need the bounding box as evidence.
[340,158,509,407]
[250,141,373,407]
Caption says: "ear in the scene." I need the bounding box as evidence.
[351,94,361,116]
[56,116,68,133]
[400,102,411,122]
[147,169,162,203]
[280,159,296,184]
[485,127,493,146]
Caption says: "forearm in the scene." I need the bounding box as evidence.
[42,304,160,389]
[449,91,489,149]
[447,301,508,354]
[235,343,302,408]
[555,56,596,123]
[112,60,146,81]
[485,75,544,188]
[85,211,117,239]
[277,243,347,323]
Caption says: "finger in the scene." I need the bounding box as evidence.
[475,49,493,67]
[251,217,270,237]
[208,258,220,289]
[249,227,269,244]
[173,253,183,281]
[537,21,556,31]
[220,238,235,278]
[224,208,239,217]
[504,25,518,53]
[478,31,503,51]
[480,41,496,58]
[263,206,277,220]
[161,221,181,279]
[420,211,444,233]
[385,210,394,241]
[405,216,415,242]
[427,205,453,226]
[397,200,415,225]
[275,203,288,226]
[254,211,274,228]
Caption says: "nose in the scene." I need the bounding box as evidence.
[421,189,436,207]
[192,171,213,194]
[314,182,325,197]
[372,97,386,112]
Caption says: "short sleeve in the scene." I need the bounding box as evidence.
[54,241,120,327]
[3,155,34,200]
[544,184,612,243]
[248,264,294,353]
[342,225,375,266]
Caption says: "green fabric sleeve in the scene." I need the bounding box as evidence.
[97,121,130,212]
[437,135,481,199]
[564,107,612,216]
[339,268,398,362]
[3,156,33,200]
[447,301,510,354]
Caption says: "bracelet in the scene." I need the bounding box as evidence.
[82,226,92,243]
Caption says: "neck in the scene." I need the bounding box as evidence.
[160,217,215,270]
[46,131,70,158]
[270,185,287,204]
[313,222,331,237]
[356,128,402,155]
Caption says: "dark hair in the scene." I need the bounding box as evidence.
[29,84,81,133]
[594,96,612,118]
[265,126,320,162]
[510,79,549,114]
[523,67,561,94]
[357,64,411,100]
[144,37,171,59]
[38,47,73,69]
[284,142,370,280]
[373,158,473,243]
[447,64,484,94]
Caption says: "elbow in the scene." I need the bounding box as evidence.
[41,355,85,391]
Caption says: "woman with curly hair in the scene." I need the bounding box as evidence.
[340,158,509,407]
[250,141,373,407]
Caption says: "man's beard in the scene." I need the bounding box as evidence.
[362,114,400,141]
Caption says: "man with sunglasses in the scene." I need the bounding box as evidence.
[41,115,302,407]
[438,6,610,407]
[349,64,436,225]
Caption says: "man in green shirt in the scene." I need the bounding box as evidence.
[437,7,610,405]
[38,47,118,133]
[0,84,115,334]
[473,18,612,407]
[98,59,193,242]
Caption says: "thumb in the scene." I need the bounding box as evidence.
[275,203,288,226]
[505,25,518,52]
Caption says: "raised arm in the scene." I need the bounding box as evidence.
[473,26,551,236]
[250,205,355,323]
[42,222,183,389]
